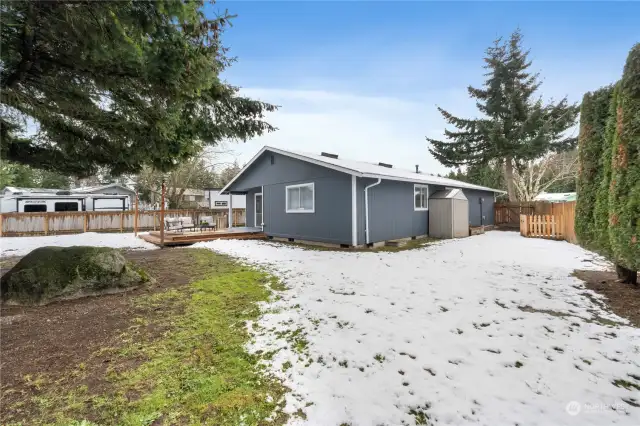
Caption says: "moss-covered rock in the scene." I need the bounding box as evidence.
[1,246,150,305]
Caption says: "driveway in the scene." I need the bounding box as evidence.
[199,231,640,426]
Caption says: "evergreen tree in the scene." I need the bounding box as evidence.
[608,44,640,284]
[426,30,579,201]
[575,86,614,248]
[0,161,70,189]
[1,1,275,177]
[593,83,620,257]
[216,160,242,187]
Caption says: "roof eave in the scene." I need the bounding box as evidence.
[219,145,507,195]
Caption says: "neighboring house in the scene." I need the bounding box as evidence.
[533,192,577,203]
[221,146,504,246]
[148,188,208,209]
[0,184,133,213]
[203,188,247,210]
[179,188,208,208]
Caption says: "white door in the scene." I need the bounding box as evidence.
[255,193,263,227]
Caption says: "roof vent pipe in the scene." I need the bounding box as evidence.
[415,165,420,173]
[321,152,339,159]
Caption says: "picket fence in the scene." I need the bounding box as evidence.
[0,209,246,237]
[519,201,576,243]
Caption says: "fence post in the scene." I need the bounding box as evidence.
[120,212,124,233]
[44,214,49,235]
[83,214,88,233]
[153,212,157,231]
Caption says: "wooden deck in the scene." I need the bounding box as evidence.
[139,227,265,247]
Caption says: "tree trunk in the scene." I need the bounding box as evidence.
[503,156,517,201]
[615,264,638,285]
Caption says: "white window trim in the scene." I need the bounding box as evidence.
[286,182,315,213]
[414,184,429,211]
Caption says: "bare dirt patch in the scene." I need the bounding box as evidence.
[574,269,640,327]
[0,248,207,423]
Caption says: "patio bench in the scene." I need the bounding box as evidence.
[179,216,196,232]
[165,217,182,232]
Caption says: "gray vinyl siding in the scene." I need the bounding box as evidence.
[227,150,496,245]
[227,152,353,245]
[363,179,429,244]
[461,189,495,226]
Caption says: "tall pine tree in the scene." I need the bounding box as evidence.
[608,44,640,284]
[1,1,275,177]
[427,30,579,201]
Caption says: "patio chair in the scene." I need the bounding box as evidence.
[198,216,217,231]
[165,217,182,232]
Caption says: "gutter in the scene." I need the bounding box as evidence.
[364,178,382,245]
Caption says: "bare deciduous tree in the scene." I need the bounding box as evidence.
[512,151,578,201]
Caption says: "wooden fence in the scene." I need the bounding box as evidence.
[0,209,246,237]
[519,201,576,243]
[494,201,561,227]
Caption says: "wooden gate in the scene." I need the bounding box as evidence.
[495,202,536,228]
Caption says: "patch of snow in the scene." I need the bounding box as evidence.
[196,231,640,426]
[1,232,157,257]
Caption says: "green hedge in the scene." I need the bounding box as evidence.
[576,86,615,249]
[593,83,620,257]
[608,44,640,272]
[577,43,639,275]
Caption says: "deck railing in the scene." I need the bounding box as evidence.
[0,209,246,237]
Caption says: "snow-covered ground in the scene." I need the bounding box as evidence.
[0,232,157,257]
[197,232,640,426]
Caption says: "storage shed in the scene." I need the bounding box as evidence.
[428,189,469,239]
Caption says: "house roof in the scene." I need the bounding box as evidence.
[221,146,506,194]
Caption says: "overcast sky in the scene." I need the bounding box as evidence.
[210,1,639,175]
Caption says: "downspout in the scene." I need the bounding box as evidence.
[261,185,264,232]
[364,178,382,245]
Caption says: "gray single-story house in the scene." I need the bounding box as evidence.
[221,146,504,247]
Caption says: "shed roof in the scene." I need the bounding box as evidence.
[430,188,468,200]
[221,146,506,194]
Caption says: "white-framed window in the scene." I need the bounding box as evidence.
[286,182,315,213]
[414,184,429,211]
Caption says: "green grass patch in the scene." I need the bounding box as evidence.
[13,249,289,426]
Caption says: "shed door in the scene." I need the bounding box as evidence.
[453,199,469,237]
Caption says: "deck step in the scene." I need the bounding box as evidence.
[139,232,265,247]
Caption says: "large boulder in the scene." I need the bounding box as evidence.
[1,246,150,305]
